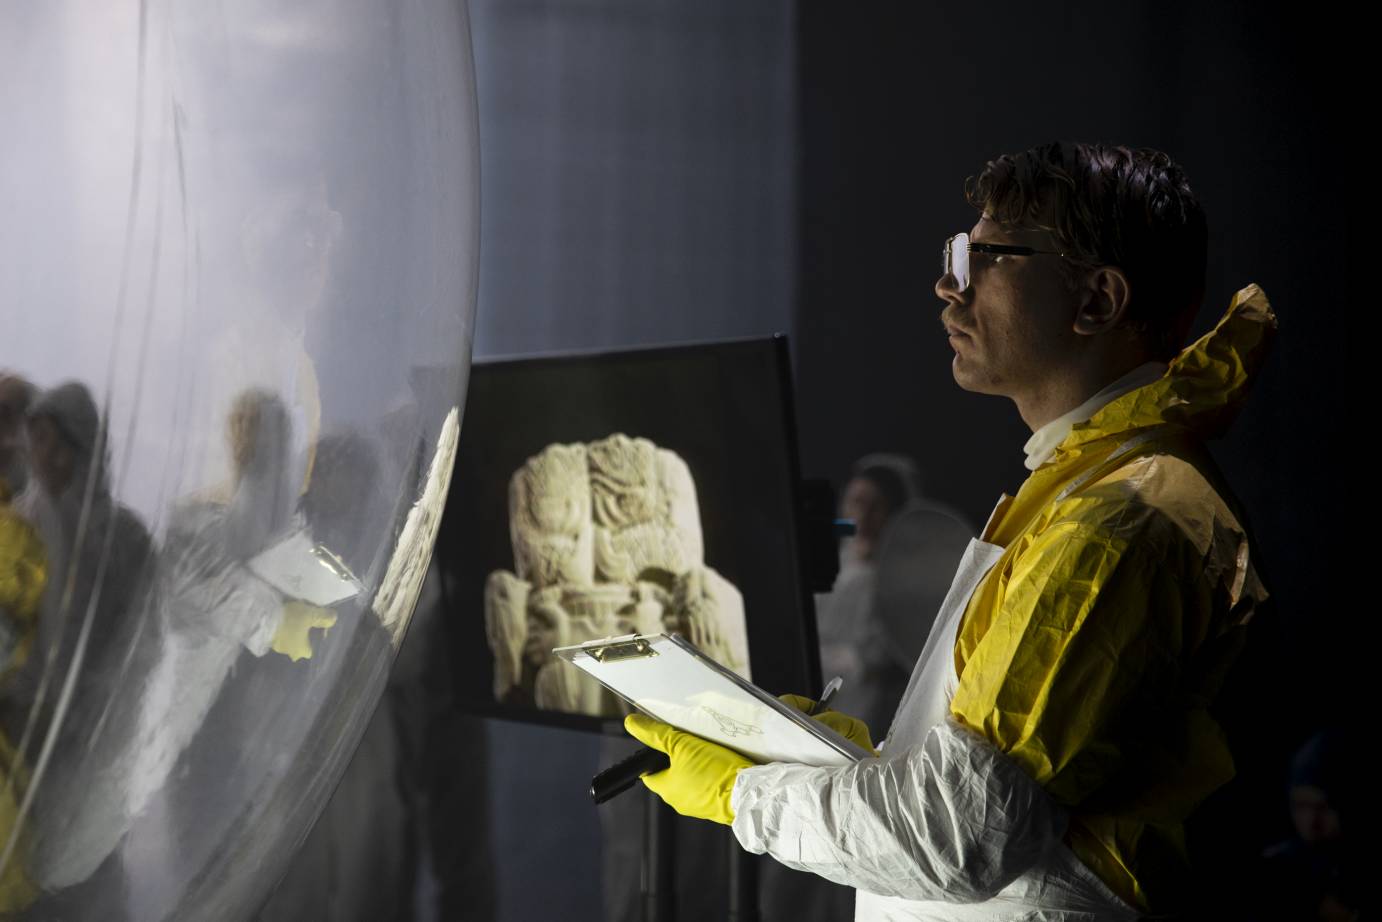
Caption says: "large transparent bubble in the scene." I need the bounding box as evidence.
[0,1,478,918]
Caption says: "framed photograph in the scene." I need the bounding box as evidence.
[430,336,821,732]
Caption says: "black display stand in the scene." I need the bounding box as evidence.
[638,795,762,922]
[727,837,760,922]
[641,795,676,922]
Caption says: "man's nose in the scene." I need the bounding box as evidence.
[934,270,968,307]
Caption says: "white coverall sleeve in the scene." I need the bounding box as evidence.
[729,717,1067,902]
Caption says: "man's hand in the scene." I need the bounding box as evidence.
[779,693,877,755]
[624,714,752,825]
[270,601,338,662]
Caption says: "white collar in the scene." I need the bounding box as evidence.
[1022,361,1168,471]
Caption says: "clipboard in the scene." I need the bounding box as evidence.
[247,529,364,607]
[554,632,869,766]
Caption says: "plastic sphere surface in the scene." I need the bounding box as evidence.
[0,1,478,918]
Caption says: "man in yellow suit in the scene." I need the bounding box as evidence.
[626,142,1274,920]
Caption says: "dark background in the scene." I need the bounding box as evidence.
[398,2,1343,919]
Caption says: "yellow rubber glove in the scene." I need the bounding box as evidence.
[270,601,338,662]
[779,693,877,755]
[624,713,752,825]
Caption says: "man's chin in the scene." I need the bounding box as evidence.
[950,364,1004,397]
[950,360,977,392]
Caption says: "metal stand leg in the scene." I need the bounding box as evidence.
[727,835,760,922]
[641,792,676,922]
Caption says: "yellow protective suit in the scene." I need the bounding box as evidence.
[949,283,1276,912]
[0,479,46,912]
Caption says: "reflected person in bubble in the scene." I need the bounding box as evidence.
[257,430,423,922]
[24,389,314,906]
[6,382,153,762]
[0,375,36,498]
[0,381,155,917]
[0,373,45,914]
[115,389,335,913]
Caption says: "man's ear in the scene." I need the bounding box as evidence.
[1073,265,1132,334]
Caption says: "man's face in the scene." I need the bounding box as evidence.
[936,216,1084,398]
[1289,784,1342,845]
[841,476,890,546]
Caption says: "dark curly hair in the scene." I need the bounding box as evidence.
[964,142,1208,362]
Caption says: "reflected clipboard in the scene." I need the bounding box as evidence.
[247,529,363,607]
[554,632,869,766]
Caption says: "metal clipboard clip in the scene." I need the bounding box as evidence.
[311,544,360,586]
[579,634,660,664]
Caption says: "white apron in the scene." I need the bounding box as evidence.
[856,496,1142,922]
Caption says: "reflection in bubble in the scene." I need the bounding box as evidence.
[0,0,478,917]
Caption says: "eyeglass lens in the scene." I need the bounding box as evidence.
[945,232,970,291]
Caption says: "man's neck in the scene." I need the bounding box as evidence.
[1014,354,1155,433]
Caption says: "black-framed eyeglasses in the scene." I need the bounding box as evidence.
[941,232,1070,292]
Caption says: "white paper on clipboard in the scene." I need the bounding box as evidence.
[554,633,870,767]
[247,529,363,607]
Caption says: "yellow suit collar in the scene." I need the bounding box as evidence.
[1057,283,1277,457]
[984,284,1276,547]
